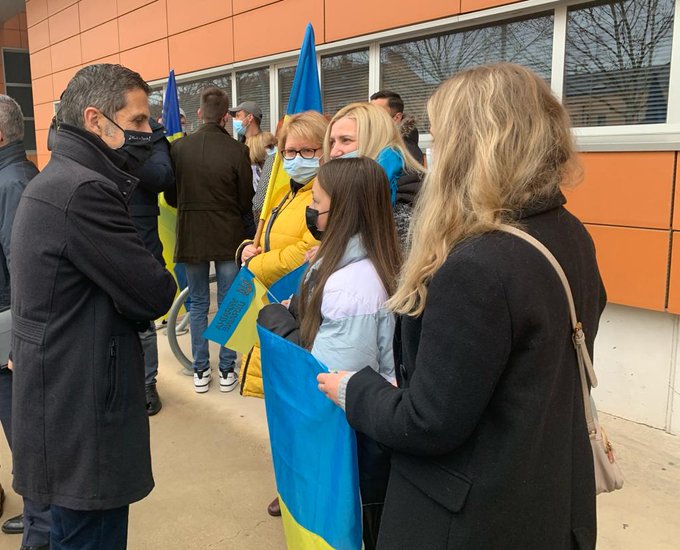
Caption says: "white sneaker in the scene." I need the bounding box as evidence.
[194,369,211,393]
[219,370,238,393]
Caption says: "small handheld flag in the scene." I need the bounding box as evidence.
[162,69,184,142]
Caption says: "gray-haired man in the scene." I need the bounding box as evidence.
[0,94,52,550]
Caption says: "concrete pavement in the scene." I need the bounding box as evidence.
[0,328,677,549]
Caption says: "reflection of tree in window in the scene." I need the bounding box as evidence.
[381,15,553,134]
[564,0,674,126]
[237,68,271,131]
[175,75,232,134]
[278,67,296,119]
[148,87,164,122]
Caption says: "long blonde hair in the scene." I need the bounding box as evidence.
[246,131,276,166]
[389,63,579,316]
[323,102,423,173]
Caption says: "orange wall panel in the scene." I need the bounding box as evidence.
[47,0,78,16]
[120,39,169,81]
[0,29,22,48]
[665,234,680,313]
[52,65,81,99]
[27,0,49,27]
[79,0,118,31]
[91,54,122,65]
[33,102,56,131]
[117,0,157,16]
[81,20,120,63]
[50,35,81,72]
[169,18,233,75]
[32,75,54,105]
[461,0,520,13]
[325,0,459,42]
[34,129,49,157]
[37,154,51,170]
[564,152,675,229]
[233,0,280,13]
[167,0,232,36]
[48,4,80,44]
[28,19,50,52]
[21,30,30,49]
[586,224,670,311]
[30,47,52,79]
[234,0,324,61]
[2,14,22,30]
[118,0,167,51]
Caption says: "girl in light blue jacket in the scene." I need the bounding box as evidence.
[297,156,402,550]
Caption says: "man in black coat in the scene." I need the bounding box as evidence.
[0,94,52,550]
[128,118,175,415]
[10,64,177,549]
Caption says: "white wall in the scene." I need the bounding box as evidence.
[594,304,679,434]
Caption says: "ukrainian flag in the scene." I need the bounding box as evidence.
[161,70,184,142]
[203,267,271,355]
[258,22,322,229]
[258,326,362,550]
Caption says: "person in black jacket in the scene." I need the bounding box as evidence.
[0,94,52,550]
[128,118,175,415]
[10,64,177,549]
[320,64,606,549]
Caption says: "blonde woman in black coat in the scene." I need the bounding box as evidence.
[319,64,606,550]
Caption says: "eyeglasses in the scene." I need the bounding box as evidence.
[280,148,321,160]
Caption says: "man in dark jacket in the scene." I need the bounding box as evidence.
[10,64,177,548]
[128,118,175,415]
[0,94,52,550]
[170,87,253,394]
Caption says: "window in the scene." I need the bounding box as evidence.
[175,74,231,134]
[3,49,36,151]
[564,0,675,127]
[236,67,270,131]
[321,49,369,117]
[148,86,164,123]
[381,14,554,134]
[278,66,296,120]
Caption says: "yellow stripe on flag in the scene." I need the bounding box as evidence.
[222,274,270,355]
[279,496,336,550]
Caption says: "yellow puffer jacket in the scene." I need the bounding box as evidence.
[240,180,318,398]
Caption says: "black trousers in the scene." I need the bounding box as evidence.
[0,368,52,546]
[50,505,129,550]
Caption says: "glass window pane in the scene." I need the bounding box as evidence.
[175,74,231,134]
[236,67,270,131]
[3,50,31,84]
[381,14,554,134]
[564,0,675,127]
[6,85,34,118]
[148,86,164,123]
[321,49,369,117]
[278,66,296,119]
[24,119,36,152]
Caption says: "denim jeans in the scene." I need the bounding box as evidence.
[138,325,158,386]
[185,261,238,373]
[51,505,128,550]
[174,262,191,311]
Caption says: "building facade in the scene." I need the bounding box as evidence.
[10,0,680,433]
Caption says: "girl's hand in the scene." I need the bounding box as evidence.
[305,246,319,263]
[241,244,262,264]
[317,371,349,406]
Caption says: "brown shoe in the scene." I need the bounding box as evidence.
[267,496,281,517]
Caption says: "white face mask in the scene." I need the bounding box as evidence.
[283,156,320,184]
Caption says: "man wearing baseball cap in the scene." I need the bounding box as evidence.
[229,100,262,142]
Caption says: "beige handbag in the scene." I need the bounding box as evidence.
[499,224,624,495]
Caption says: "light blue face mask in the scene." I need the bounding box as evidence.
[266,147,276,157]
[233,119,247,138]
[283,156,320,185]
[338,150,360,159]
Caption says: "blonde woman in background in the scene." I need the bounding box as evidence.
[246,131,277,192]
[319,64,606,549]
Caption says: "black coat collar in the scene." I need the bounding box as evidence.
[52,124,138,199]
[514,191,567,221]
[0,141,28,171]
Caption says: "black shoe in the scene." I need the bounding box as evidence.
[145,384,162,416]
[2,513,23,534]
[20,545,49,550]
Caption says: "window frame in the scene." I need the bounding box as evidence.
[146,0,680,152]
[3,47,36,154]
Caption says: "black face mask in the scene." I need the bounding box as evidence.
[103,113,153,172]
[305,206,328,241]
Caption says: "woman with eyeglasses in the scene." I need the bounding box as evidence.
[237,112,328,516]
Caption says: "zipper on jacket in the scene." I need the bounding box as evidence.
[263,192,293,252]
[105,338,117,410]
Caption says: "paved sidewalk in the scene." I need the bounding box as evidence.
[0,329,677,549]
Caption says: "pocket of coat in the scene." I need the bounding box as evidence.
[391,454,472,514]
[105,337,118,411]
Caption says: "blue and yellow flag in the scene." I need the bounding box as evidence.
[269,262,308,302]
[259,23,322,226]
[203,268,271,355]
[162,69,183,142]
[258,326,362,550]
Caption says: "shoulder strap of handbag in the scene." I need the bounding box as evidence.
[498,224,598,435]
